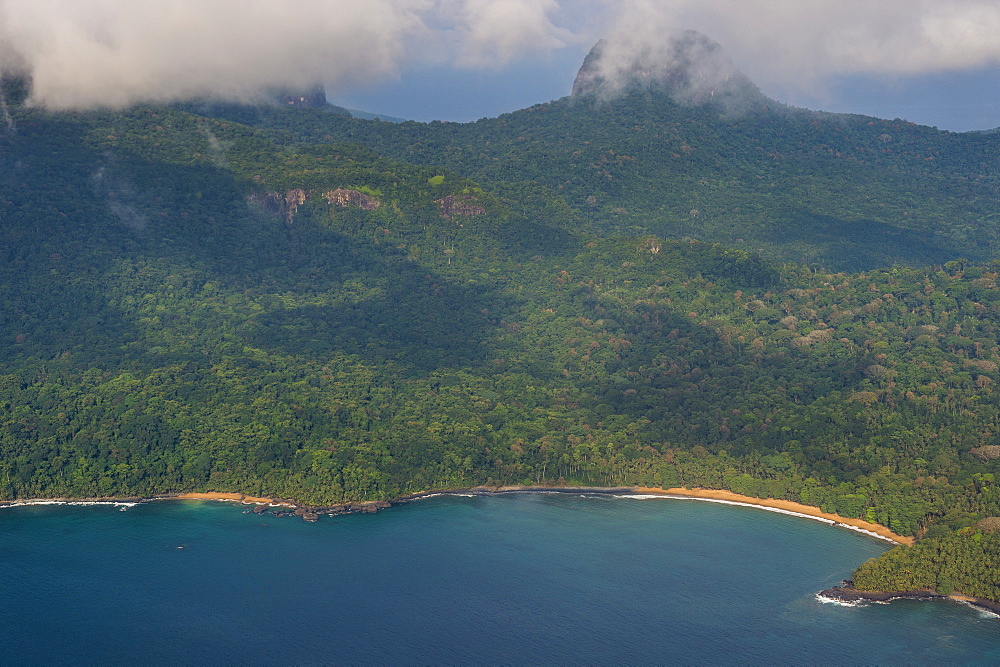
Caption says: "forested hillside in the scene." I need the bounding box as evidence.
[202,88,1000,272]
[3,60,1000,599]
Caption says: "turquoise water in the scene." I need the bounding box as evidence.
[3,493,1000,664]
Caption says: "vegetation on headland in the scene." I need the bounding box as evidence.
[3,72,1000,599]
[853,525,1000,599]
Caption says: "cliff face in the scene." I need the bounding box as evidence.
[571,30,768,112]
[275,85,328,109]
[324,188,380,211]
[248,187,381,226]
[437,194,484,218]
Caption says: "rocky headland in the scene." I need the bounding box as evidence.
[819,581,1000,617]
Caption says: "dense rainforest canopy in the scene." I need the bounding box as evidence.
[2,64,1000,599]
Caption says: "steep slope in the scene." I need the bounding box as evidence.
[4,61,1000,599]
[201,35,1000,272]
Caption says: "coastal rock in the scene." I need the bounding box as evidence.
[252,505,268,514]
[301,511,319,522]
[818,584,943,604]
[818,582,1000,616]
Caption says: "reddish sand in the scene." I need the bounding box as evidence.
[173,492,287,505]
[169,486,915,545]
[633,487,913,545]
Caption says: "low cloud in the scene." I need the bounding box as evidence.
[0,0,566,109]
[0,0,997,111]
[452,0,568,69]
[603,0,1000,100]
[0,0,421,108]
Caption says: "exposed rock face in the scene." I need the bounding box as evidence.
[323,188,380,211]
[0,73,31,106]
[248,187,381,225]
[437,194,485,218]
[571,30,767,112]
[976,516,1000,531]
[971,445,1000,461]
[251,186,479,225]
[284,188,307,225]
[247,191,286,217]
[274,86,328,109]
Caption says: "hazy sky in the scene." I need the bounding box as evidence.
[2,0,998,131]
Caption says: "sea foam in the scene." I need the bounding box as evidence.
[0,500,136,511]
[815,593,865,607]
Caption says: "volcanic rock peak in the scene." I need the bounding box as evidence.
[572,30,766,111]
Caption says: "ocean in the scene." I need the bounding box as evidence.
[3,492,999,664]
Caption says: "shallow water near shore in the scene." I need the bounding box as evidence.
[3,493,1000,663]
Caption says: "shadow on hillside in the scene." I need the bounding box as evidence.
[0,116,147,366]
[248,263,504,373]
[107,158,514,374]
[770,210,978,271]
[0,113,519,374]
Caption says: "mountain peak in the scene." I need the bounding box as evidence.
[571,30,767,111]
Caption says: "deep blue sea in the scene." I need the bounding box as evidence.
[3,493,1000,664]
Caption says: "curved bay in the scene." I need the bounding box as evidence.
[2,494,999,663]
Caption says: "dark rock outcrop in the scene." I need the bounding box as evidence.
[819,582,1000,616]
[323,188,380,211]
[571,30,768,113]
[819,584,944,604]
[275,86,328,109]
[438,194,485,218]
[248,187,381,226]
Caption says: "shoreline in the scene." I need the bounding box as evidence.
[630,487,913,545]
[398,485,912,545]
[14,484,998,615]
[0,492,296,510]
[0,485,912,545]
[817,582,1000,618]
[170,492,293,506]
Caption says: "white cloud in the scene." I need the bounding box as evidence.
[598,0,1000,97]
[0,0,430,108]
[1,0,997,110]
[453,0,567,69]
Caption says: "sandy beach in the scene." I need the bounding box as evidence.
[172,492,289,505]
[632,487,914,545]
[0,487,916,545]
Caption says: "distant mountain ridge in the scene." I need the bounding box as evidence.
[341,107,408,123]
[193,40,1000,272]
